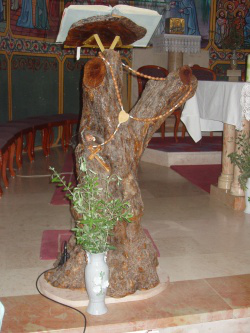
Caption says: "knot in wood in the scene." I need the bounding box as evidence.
[179,65,192,85]
[83,57,106,88]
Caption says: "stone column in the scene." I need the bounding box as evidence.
[218,124,235,190]
[230,117,250,196]
[168,52,183,72]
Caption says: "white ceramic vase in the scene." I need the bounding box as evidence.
[85,252,109,315]
[244,178,250,214]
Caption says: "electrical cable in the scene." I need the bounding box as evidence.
[16,172,73,178]
[16,174,51,178]
[35,261,87,332]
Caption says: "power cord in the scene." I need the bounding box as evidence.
[36,242,87,333]
[16,172,73,178]
[59,241,70,266]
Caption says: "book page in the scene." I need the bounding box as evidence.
[112,5,161,47]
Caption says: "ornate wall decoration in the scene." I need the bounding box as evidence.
[210,0,250,75]
[65,58,86,71]
[7,0,249,122]
[11,56,58,71]
[0,32,132,60]
[214,0,249,50]
[10,0,61,40]
[0,0,7,33]
[210,46,246,63]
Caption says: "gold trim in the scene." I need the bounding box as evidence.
[110,36,121,50]
[0,51,10,120]
[10,51,61,61]
[8,53,12,120]
[93,34,105,52]
[211,60,245,70]
[206,0,217,51]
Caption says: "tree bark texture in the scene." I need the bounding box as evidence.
[45,49,197,297]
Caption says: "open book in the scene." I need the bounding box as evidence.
[56,5,162,47]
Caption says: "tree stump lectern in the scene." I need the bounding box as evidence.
[45,15,197,298]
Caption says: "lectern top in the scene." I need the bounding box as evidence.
[64,15,147,48]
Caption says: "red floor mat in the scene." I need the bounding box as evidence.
[170,164,222,193]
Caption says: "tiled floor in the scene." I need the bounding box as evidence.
[1,147,250,332]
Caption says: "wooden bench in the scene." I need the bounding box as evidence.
[0,113,79,197]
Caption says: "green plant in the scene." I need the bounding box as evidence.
[228,134,250,191]
[50,157,132,254]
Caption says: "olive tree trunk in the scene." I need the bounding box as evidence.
[45,49,197,297]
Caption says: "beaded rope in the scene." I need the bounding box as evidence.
[90,52,192,150]
[99,53,192,122]
[122,62,193,121]
[98,52,124,111]
[130,85,192,122]
[92,123,120,148]
[122,63,167,81]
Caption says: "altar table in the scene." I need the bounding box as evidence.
[181,80,250,209]
[181,81,246,143]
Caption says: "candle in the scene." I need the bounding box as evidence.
[246,54,250,82]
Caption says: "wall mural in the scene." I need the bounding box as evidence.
[68,0,210,48]
[210,0,250,80]
[3,0,249,61]
[6,0,213,48]
[214,0,250,49]
[131,0,210,48]
[1,0,250,124]
[10,0,61,39]
[0,0,7,32]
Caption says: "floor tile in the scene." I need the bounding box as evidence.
[1,147,250,299]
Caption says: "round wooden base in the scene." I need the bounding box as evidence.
[38,268,169,308]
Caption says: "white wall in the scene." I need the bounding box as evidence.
[183,50,209,67]
[131,47,168,108]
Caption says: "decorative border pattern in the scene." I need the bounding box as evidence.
[209,47,246,64]
[0,32,132,61]
[11,56,58,71]
[64,58,87,71]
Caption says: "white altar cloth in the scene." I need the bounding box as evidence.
[181,81,246,142]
